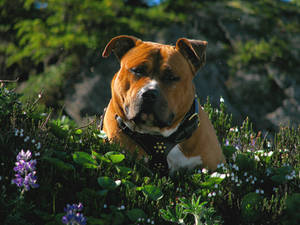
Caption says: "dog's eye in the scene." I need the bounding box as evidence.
[162,69,180,83]
[130,66,146,77]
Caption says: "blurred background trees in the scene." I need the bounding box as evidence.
[1,0,299,132]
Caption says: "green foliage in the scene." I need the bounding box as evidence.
[228,38,287,71]
[240,192,263,222]
[281,193,300,225]
[1,87,299,225]
[136,184,164,201]
[3,0,177,67]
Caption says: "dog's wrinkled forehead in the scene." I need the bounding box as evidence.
[121,42,188,79]
[121,43,164,68]
[103,35,207,75]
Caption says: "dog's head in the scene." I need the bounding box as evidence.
[102,35,207,136]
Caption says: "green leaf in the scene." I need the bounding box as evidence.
[97,189,109,196]
[105,151,125,164]
[223,145,237,159]
[270,166,293,184]
[86,217,106,225]
[200,176,224,189]
[43,157,75,171]
[241,192,263,222]
[75,129,82,135]
[137,185,164,201]
[122,179,135,189]
[235,153,256,171]
[73,151,98,169]
[97,176,117,190]
[116,166,132,175]
[160,205,186,223]
[92,150,111,163]
[126,208,147,222]
[112,212,125,225]
[271,174,287,184]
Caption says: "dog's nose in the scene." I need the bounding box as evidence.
[141,89,159,102]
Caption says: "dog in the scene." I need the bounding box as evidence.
[101,35,225,175]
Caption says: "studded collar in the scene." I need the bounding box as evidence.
[115,97,200,176]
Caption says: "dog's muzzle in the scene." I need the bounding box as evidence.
[128,87,174,128]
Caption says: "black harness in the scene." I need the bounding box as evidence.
[101,97,200,176]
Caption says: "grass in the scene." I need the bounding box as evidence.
[0,86,299,225]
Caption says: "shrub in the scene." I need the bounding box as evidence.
[0,86,299,225]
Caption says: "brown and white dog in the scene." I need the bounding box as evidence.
[101,35,225,174]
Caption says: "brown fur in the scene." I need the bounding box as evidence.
[102,35,225,171]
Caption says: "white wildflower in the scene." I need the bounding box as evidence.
[220,97,225,103]
[24,136,30,142]
[202,168,209,174]
[36,142,41,150]
[285,175,292,180]
[211,172,226,179]
[115,180,121,186]
[254,155,260,161]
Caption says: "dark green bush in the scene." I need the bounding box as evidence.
[0,86,299,225]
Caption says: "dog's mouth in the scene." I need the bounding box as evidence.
[122,83,178,136]
[124,105,176,136]
[133,111,174,128]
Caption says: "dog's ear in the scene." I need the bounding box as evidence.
[102,35,141,61]
[176,38,207,73]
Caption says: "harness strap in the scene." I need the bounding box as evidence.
[115,97,200,175]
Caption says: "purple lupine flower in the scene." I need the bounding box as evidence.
[16,149,32,161]
[62,203,86,225]
[225,139,230,146]
[12,150,39,192]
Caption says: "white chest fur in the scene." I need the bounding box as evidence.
[167,145,202,173]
